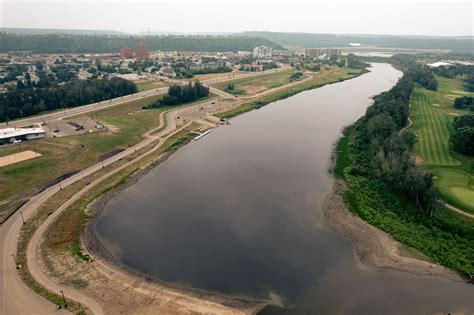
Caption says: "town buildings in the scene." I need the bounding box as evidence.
[253,46,273,59]
[119,43,150,59]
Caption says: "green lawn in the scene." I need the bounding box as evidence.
[211,69,298,95]
[410,76,474,213]
[136,81,169,92]
[0,94,167,220]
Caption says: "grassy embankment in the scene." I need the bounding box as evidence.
[335,77,474,277]
[215,67,364,119]
[136,81,169,92]
[410,75,474,213]
[191,71,243,81]
[17,121,200,313]
[211,69,302,96]
[0,94,168,221]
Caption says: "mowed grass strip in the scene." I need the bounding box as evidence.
[410,76,474,214]
[435,168,474,213]
[412,87,460,166]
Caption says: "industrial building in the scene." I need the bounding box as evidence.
[0,127,46,145]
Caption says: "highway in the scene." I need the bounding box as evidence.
[0,66,288,129]
[0,65,289,314]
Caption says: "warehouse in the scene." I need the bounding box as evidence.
[0,127,46,145]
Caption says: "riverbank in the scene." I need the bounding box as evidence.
[216,68,366,119]
[22,63,447,314]
[322,178,463,282]
[32,122,269,314]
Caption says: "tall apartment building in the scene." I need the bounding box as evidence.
[119,43,150,59]
[120,47,134,59]
[305,48,322,58]
[304,48,342,59]
[134,43,150,59]
[252,46,273,59]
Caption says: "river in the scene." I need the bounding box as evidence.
[94,63,474,314]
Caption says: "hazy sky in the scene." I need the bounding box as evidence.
[1,0,473,36]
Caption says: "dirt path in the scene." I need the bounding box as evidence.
[18,66,363,314]
[442,201,474,219]
[26,101,267,314]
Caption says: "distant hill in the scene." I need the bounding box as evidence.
[235,31,474,54]
[1,27,127,36]
[0,33,284,53]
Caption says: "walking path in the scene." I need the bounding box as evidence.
[1,66,346,314]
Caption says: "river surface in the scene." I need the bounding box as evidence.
[94,64,474,314]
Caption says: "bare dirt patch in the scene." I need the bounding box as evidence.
[322,179,462,282]
[0,150,41,167]
[101,122,120,133]
[414,155,424,165]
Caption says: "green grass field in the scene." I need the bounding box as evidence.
[217,68,363,119]
[211,69,299,95]
[410,75,474,213]
[0,94,167,220]
[136,81,169,92]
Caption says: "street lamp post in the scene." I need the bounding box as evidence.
[60,290,68,308]
[11,254,19,269]
[19,210,25,224]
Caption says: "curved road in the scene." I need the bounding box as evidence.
[0,91,246,314]
[0,64,293,314]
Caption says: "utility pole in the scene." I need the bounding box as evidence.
[19,210,25,224]
[60,290,68,308]
[11,254,19,269]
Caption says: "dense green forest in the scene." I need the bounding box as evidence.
[348,61,438,213]
[336,55,474,276]
[0,77,137,122]
[0,33,283,53]
[236,31,474,54]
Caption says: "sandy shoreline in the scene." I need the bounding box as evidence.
[321,178,464,282]
[79,147,268,314]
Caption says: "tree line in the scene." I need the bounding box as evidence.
[150,81,209,108]
[453,96,473,111]
[450,113,474,156]
[348,61,440,215]
[0,33,284,54]
[0,77,137,122]
[236,31,474,54]
[433,64,474,92]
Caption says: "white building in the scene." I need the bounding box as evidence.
[427,61,454,68]
[0,127,46,145]
[253,46,273,59]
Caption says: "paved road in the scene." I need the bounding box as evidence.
[0,94,244,314]
[0,65,291,314]
[0,88,169,129]
[1,66,288,130]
